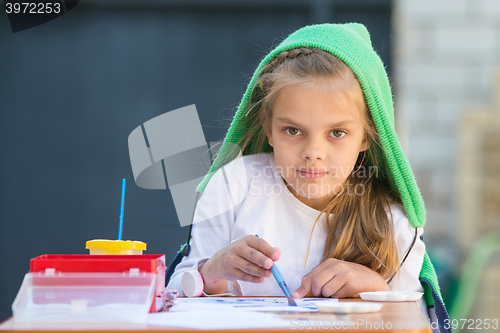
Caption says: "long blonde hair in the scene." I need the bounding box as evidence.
[228,47,401,279]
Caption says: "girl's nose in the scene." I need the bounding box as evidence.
[301,136,326,163]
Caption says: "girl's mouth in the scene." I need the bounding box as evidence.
[298,170,327,179]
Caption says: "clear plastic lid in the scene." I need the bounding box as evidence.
[12,270,156,323]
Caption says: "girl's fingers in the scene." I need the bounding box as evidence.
[231,255,272,280]
[309,266,337,297]
[304,261,327,277]
[228,265,268,283]
[246,236,280,262]
[231,267,267,283]
[293,259,389,299]
[221,235,282,284]
[241,245,273,270]
[320,273,346,298]
[292,262,337,298]
[292,270,319,298]
[292,286,308,299]
[329,281,352,299]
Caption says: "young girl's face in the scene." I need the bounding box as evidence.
[266,79,370,211]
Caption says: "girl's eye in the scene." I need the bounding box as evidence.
[285,127,301,136]
[330,130,346,138]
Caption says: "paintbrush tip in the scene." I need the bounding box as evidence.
[288,297,297,306]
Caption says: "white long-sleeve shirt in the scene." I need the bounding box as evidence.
[167,152,425,297]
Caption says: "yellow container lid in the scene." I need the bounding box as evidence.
[86,239,147,251]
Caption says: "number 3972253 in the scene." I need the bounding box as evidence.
[444,319,499,330]
[5,2,61,14]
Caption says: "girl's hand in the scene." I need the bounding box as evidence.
[292,258,389,299]
[199,235,280,294]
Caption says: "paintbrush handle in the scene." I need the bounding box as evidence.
[254,235,293,299]
[271,264,292,298]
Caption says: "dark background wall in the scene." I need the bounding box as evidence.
[0,0,391,321]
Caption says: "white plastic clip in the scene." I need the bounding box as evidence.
[129,268,140,276]
[44,268,56,276]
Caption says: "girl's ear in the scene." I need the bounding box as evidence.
[360,136,371,152]
[267,133,273,147]
[260,113,273,147]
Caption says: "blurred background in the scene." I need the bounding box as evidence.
[1,0,499,328]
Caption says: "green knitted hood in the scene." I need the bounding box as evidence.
[196,22,426,230]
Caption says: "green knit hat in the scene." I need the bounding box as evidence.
[195,22,445,306]
[196,23,426,229]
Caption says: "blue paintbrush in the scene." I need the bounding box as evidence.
[255,235,297,306]
[118,179,126,240]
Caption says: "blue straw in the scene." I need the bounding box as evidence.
[118,178,126,240]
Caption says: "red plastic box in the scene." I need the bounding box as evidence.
[30,254,166,313]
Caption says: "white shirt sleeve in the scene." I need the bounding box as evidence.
[388,204,425,293]
[166,158,249,296]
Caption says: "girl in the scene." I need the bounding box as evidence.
[167,23,449,329]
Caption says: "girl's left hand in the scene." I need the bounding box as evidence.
[291,258,390,299]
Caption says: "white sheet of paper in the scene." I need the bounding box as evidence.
[167,297,334,313]
[147,310,291,329]
[148,297,341,329]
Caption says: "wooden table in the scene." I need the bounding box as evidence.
[0,298,431,333]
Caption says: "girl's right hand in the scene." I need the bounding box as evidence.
[199,235,280,295]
